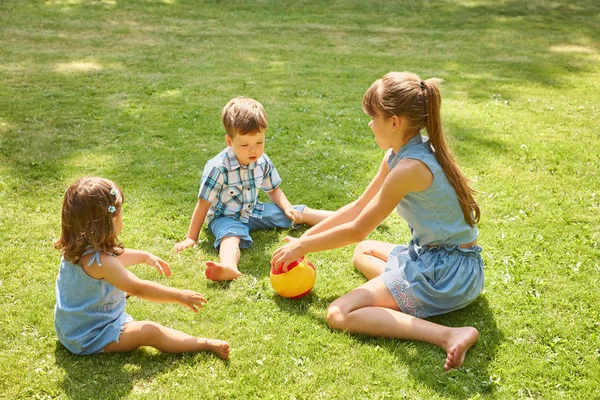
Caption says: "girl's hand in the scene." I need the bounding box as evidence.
[174,238,197,253]
[271,236,304,272]
[145,253,172,277]
[178,290,208,313]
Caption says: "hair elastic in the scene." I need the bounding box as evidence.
[420,80,426,90]
[108,205,116,214]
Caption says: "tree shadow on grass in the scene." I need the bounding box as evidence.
[54,342,226,400]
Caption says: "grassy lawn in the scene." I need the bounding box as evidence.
[1,0,599,398]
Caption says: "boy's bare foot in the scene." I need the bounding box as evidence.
[293,208,305,225]
[205,261,242,281]
[204,339,230,360]
[443,327,479,371]
[298,207,334,226]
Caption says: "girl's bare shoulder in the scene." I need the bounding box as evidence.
[80,251,120,280]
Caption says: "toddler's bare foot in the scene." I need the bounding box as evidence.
[443,326,479,371]
[205,261,242,281]
[203,339,230,360]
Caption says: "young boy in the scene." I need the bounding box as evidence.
[175,97,332,281]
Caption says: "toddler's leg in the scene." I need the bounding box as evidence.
[205,236,242,281]
[296,207,334,226]
[103,321,230,359]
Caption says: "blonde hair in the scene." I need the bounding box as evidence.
[221,96,267,138]
[363,72,480,226]
[54,177,125,264]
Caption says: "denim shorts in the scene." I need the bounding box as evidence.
[381,240,484,318]
[208,203,306,249]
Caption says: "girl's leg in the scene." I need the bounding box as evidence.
[103,321,230,359]
[326,278,479,371]
[352,240,397,280]
[205,236,242,281]
[297,207,334,226]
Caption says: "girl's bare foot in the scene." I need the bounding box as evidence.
[443,327,479,371]
[204,339,230,360]
[205,261,242,281]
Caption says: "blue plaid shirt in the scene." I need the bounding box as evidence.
[199,147,282,224]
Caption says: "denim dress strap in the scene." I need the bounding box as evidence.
[81,249,116,267]
[86,251,102,267]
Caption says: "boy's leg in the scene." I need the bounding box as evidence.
[247,204,296,230]
[326,278,478,371]
[205,236,243,281]
[248,204,333,230]
[295,207,334,226]
[103,321,230,359]
[206,217,252,281]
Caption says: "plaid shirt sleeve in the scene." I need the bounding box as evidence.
[198,164,224,203]
[260,154,282,192]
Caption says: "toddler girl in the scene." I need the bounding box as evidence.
[54,177,229,358]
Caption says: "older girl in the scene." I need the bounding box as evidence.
[271,72,483,371]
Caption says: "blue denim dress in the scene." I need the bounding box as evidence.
[54,250,131,355]
[381,134,484,318]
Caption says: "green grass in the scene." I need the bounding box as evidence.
[1,0,599,398]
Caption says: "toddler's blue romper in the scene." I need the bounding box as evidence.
[381,134,484,318]
[54,250,131,355]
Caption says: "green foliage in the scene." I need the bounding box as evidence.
[1,0,599,398]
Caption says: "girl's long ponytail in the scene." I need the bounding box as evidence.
[423,80,480,226]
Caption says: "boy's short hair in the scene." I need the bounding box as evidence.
[221,97,267,138]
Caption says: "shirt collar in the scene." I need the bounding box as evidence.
[225,146,258,170]
[387,133,424,169]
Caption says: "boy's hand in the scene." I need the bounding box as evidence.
[178,290,208,313]
[285,208,303,224]
[174,238,197,253]
[145,253,172,276]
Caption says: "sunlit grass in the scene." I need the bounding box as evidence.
[0,0,599,399]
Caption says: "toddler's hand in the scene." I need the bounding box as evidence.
[146,253,172,277]
[286,208,303,224]
[174,238,196,253]
[179,290,208,313]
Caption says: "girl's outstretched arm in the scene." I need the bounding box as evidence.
[302,149,392,237]
[271,158,433,270]
[94,254,207,313]
[117,249,172,276]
